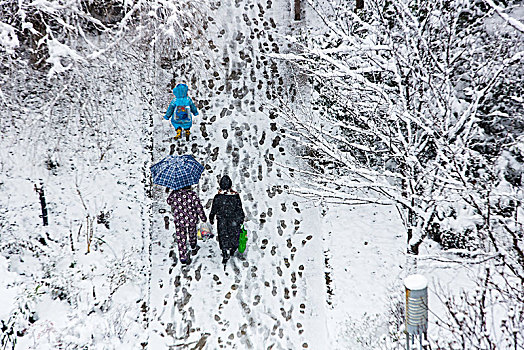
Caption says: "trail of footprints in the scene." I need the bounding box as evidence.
[151,0,314,347]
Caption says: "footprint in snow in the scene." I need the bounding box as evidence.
[259,130,266,145]
[195,265,202,281]
[191,143,199,155]
[284,258,290,269]
[283,288,290,299]
[298,265,304,278]
[226,140,233,154]
[232,149,240,167]
[211,147,219,162]
[259,211,266,224]
[272,135,281,148]
[270,246,277,256]
[301,235,312,246]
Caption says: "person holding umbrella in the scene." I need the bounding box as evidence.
[209,175,245,266]
[151,155,207,265]
[167,185,207,265]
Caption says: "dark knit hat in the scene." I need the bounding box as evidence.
[219,175,232,190]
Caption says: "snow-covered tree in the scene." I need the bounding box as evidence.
[276,0,523,253]
[0,0,207,70]
[276,0,523,347]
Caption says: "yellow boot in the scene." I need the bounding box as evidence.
[175,128,182,139]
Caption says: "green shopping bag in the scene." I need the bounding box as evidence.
[238,224,248,253]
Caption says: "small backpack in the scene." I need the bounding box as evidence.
[175,105,190,120]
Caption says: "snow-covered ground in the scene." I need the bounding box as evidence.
[2,0,491,349]
[321,204,405,349]
[0,55,151,347]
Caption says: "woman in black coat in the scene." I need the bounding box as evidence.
[209,175,245,264]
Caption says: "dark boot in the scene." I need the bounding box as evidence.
[191,245,200,256]
[221,250,229,264]
[185,129,190,141]
[230,247,236,258]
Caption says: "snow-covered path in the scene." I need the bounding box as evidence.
[0,0,407,347]
[139,0,409,348]
[145,0,327,349]
[4,0,520,348]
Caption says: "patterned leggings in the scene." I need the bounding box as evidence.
[175,225,197,262]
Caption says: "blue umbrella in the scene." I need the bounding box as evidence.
[150,155,204,190]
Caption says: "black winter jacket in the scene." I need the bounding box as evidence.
[209,191,245,250]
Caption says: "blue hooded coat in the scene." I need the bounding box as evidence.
[163,84,199,130]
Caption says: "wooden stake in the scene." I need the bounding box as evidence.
[294,0,301,20]
[34,182,48,226]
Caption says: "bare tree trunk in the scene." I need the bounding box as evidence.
[294,0,301,20]
[34,182,48,226]
[356,0,364,10]
[402,179,413,243]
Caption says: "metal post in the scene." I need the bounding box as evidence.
[34,182,48,226]
[404,274,428,350]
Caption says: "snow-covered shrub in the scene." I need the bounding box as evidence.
[385,288,406,347]
[0,286,43,349]
[332,284,408,349]
[501,146,524,188]
[83,0,128,28]
[96,210,112,230]
[432,204,482,251]
[434,267,524,350]
[340,313,389,350]
[440,228,478,251]
[44,155,60,176]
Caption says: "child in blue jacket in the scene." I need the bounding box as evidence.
[163,84,199,141]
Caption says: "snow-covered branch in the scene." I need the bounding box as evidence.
[485,0,524,34]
